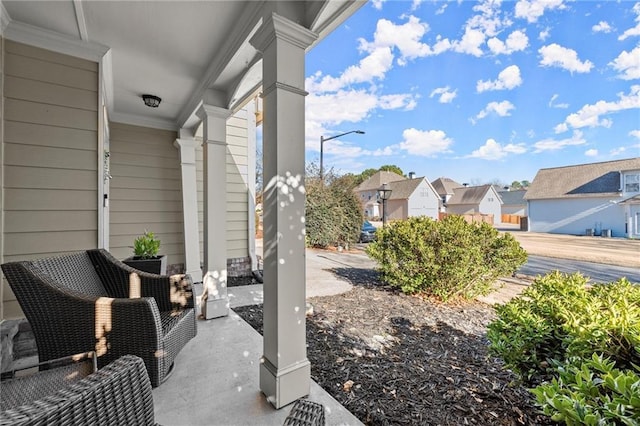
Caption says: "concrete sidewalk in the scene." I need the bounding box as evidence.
[154,246,365,426]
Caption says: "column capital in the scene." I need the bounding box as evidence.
[197,104,231,121]
[249,12,317,53]
[173,138,200,165]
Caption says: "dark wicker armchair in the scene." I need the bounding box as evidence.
[1,249,197,387]
[1,354,158,425]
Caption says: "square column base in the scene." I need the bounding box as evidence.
[260,357,311,409]
[201,296,228,320]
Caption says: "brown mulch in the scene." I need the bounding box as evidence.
[234,267,551,425]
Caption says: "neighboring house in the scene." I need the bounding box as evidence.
[354,171,405,219]
[498,189,528,216]
[525,158,640,238]
[431,177,462,209]
[384,177,440,221]
[1,1,364,409]
[444,184,503,221]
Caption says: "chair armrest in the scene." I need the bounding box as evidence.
[0,355,156,426]
[89,249,194,312]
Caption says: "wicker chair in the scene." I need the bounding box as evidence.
[1,249,197,387]
[1,354,158,425]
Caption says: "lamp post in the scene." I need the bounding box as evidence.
[320,130,365,183]
[377,183,392,226]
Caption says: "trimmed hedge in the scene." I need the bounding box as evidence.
[366,215,527,301]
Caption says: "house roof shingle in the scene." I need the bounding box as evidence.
[387,178,425,200]
[498,189,527,205]
[447,184,494,205]
[431,177,462,196]
[524,157,640,200]
[354,171,405,192]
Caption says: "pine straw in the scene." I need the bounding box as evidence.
[234,267,551,426]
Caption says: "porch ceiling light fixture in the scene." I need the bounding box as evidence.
[142,94,161,108]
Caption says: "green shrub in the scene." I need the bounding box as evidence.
[305,172,362,248]
[531,354,640,425]
[133,231,161,259]
[487,272,640,384]
[365,215,527,301]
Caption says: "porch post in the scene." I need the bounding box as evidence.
[250,13,318,409]
[198,105,231,319]
[174,137,203,283]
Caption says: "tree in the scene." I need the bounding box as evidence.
[379,165,404,176]
[511,181,523,189]
[305,161,362,248]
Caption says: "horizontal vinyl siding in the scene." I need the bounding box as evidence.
[2,41,98,319]
[108,123,182,265]
[196,108,250,263]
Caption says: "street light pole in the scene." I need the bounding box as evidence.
[377,183,392,227]
[319,130,365,183]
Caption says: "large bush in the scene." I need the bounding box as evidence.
[487,272,640,383]
[487,273,640,424]
[366,215,527,301]
[305,171,362,248]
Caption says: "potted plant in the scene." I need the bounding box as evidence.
[123,231,167,275]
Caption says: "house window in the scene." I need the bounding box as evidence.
[625,174,640,193]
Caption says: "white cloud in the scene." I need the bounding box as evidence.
[539,44,594,73]
[539,28,550,41]
[619,3,640,40]
[515,0,565,23]
[533,131,586,152]
[585,149,599,157]
[554,85,640,133]
[474,100,516,122]
[592,21,613,33]
[305,88,417,146]
[306,47,394,93]
[399,128,454,157]
[430,86,457,103]
[435,3,447,15]
[477,65,522,92]
[469,139,527,160]
[549,94,569,109]
[360,16,433,65]
[609,46,640,80]
[453,28,486,57]
[630,129,640,139]
[371,0,385,11]
[487,30,529,55]
[609,147,626,156]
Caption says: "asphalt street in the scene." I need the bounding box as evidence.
[519,255,640,284]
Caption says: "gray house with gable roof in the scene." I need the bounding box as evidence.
[525,158,640,238]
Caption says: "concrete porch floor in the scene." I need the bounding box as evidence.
[152,248,372,425]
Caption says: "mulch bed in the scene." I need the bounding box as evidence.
[234,267,551,425]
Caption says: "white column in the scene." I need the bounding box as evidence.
[198,105,231,319]
[250,13,318,409]
[246,99,258,271]
[174,137,203,283]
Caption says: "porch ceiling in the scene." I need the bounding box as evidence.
[1,0,364,133]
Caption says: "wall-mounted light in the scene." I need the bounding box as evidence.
[142,94,161,108]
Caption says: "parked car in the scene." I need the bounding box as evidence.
[359,221,377,243]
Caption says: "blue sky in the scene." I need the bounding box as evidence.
[304,0,640,185]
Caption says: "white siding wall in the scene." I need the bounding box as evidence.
[407,180,439,219]
[2,41,98,319]
[108,123,183,265]
[528,197,626,237]
[478,188,502,221]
